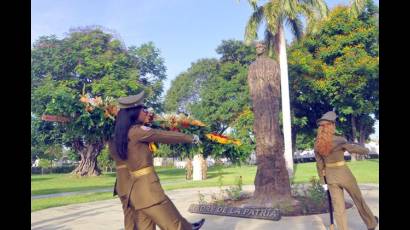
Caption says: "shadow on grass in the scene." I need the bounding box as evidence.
[156,168,186,177]
[156,166,236,180]
[31,177,53,182]
[100,172,117,178]
[206,171,234,179]
[366,159,379,163]
[32,185,112,196]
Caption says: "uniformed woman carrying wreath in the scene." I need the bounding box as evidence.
[113,91,205,230]
[314,111,378,230]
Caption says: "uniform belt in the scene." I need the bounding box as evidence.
[116,164,127,169]
[326,161,346,168]
[130,166,155,178]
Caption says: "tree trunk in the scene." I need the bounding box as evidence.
[202,156,208,180]
[358,121,367,160]
[71,142,104,176]
[278,25,294,179]
[358,118,367,145]
[351,115,359,161]
[247,40,293,206]
[185,158,193,180]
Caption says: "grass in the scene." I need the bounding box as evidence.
[32,192,114,212]
[31,172,116,195]
[292,159,379,184]
[31,159,378,212]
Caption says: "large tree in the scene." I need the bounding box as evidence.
[287,2,379,157]
[164,40,256,164]
[189,40,256,163]
[244,0,329,177]
[31,115,63,166]
[129,42,167,112]
[31,26,166,176]
[164,58,219,113]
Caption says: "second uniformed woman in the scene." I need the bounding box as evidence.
[314,111,378,230]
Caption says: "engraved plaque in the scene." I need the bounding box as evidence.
[188,204,281,221]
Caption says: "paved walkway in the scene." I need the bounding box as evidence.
[31,184,379,230]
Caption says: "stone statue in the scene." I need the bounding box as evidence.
[247,42,292,204]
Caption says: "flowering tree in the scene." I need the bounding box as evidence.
[287,2,379,158]
[31,27,166,176]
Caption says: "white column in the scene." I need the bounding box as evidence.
[278,26,294,179]
[192,154,203,181]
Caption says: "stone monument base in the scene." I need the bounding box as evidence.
[188,204,281,221]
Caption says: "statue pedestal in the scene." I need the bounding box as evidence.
[188,204,281,221]
[193,154,203,181]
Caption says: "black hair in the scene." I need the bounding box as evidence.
[114,105,145,160]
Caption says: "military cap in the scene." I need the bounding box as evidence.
[117,91,146,109]
[317,111,337,125]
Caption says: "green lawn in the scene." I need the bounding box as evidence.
[31,173,117,195]
[292,159,379,184]
[31,159,378,212]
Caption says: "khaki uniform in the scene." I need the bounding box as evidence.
[123,125,194,230]
[108,140,138,230]
[314,136,378,230]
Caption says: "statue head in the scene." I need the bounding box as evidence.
[255,42,266,56]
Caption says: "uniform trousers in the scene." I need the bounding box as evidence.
[327,168,377,230]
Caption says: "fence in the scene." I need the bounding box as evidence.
[293,153,379,163]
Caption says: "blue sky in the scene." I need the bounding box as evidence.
[31,0,379,139]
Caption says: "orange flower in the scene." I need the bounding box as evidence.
[191,120,206,127]
[169,116,178,128]
[232,140,242,146]
[106,105,118,116]
[104,109,110,118]
[181,119,191,128]
[206,133,229,144]
[80,96,88,103]
[205,133,241,146]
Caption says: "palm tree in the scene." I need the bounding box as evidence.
[244,0,328,179]
[350,0,369,18]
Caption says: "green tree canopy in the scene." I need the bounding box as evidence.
[164,59,219,113]
[31,26,166,175]
[288,2,378,148]
[129,42,167,112]
[164,40,256,163]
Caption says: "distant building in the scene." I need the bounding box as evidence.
[365,140,379,154]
